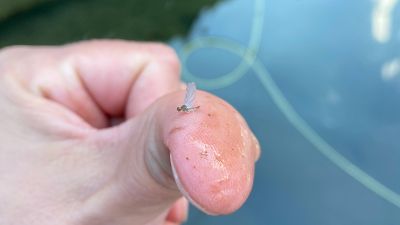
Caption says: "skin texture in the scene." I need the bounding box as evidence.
[0,40,260,225]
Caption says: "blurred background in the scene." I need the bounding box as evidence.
[1,0,400,224]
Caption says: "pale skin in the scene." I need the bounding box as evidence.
[0,40,260,225]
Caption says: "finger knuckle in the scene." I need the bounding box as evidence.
[148,43,181,71]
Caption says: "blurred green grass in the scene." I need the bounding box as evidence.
[0,0,220,48]
[0,0,52,21]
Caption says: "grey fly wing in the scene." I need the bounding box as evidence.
[184,82,196,108]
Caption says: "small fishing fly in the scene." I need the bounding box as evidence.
[177,82,200,112]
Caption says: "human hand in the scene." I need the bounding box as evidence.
[0,40,260,225]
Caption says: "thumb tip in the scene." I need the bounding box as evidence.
[170,154,252,215]
[160,91,255,215]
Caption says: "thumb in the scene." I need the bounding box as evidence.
[103,89,258,216]
[158,90,258,215]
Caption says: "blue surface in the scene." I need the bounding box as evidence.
[171,0,400,224]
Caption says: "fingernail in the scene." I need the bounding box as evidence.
[179,197,189,222]
[252,133,261,161]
